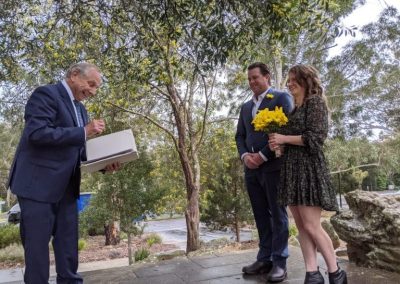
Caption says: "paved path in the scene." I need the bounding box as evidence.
[2,246,399,283]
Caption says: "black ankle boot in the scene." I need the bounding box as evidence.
[304,269,324,284]
[328,266,347,284]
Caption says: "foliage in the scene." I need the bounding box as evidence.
[325,7,400,137]
[225,0,359,115]
[78,239,87,251]
[134,247,150,262]
[145,233,163,247]
[0,224,20,249]
[149,143,186,216]
[0,243,24,263]
[78,134,163,249]
[0,123,21,201]
[289,224,299,238]
[200,123,253,241]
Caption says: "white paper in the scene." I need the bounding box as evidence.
[81,129,139,173]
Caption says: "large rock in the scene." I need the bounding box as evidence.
[331,190,400,273]
[321,219,341,250]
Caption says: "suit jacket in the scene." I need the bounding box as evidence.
[235,88,294,173]
[7,82,88,202]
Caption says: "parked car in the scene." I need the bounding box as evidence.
[8,203,21,224]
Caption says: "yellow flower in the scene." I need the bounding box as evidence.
[266,94,274,99]
[252,106,288,133]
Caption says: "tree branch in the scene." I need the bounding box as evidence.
[330,163,380,175]
[105,101,179,150]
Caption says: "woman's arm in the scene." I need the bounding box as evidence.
[268,134,304,149]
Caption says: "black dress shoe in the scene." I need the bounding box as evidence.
[242,261,273,275]
[304,269,324,284]
[267,265,287,283]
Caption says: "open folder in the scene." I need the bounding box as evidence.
[81,129,139,173]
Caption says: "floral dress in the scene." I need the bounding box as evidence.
[278,95,338,211]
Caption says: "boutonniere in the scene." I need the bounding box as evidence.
[266,93,274,99]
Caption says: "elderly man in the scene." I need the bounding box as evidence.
[8,62,118,283]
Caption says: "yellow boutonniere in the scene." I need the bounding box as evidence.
[266,94,274,99]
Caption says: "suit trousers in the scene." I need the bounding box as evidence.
[245,167,289,267]
[18,183,83,284]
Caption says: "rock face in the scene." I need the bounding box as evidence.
[331,190,400,273]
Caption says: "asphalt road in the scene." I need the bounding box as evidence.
[143,218,253,250]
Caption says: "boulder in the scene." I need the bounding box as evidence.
[331,190,400,273]
[321,219,341,250]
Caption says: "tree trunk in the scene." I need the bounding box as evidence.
[128,232,133,265]
[104,221,120,245]
[272,52,283,89]
[185,187,200,253]
[167,81,201,253]
[234,214,240,243]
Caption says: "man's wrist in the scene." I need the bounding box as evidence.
[241,152,250,161]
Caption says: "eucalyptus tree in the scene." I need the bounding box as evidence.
[224,0,359,110]
[1,0,337,252]
[325,7,400,138]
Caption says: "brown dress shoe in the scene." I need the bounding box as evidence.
[242,261,273,275]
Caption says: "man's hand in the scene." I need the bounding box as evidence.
[85,119,105,138]
[104,162,122,173]
[244,154,259,169]
[250,153,264,167]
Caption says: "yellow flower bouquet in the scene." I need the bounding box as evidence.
[252,106,288,157]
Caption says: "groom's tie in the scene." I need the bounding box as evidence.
[73,100,84,127]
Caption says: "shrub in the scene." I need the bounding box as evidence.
[0,244,24,263]
[134,247,150,261]
[289,224,298,238]
[145,233,162,247]
[0,224,21,249]
[78,239,87,251]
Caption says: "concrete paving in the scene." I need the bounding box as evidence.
[2,245,400,283]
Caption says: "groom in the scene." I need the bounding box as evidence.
[235,62,294,283]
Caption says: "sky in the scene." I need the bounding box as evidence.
[329,0,400,57]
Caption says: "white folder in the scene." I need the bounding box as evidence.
[81,129,139,173]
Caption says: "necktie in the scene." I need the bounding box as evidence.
[73,100,84,127]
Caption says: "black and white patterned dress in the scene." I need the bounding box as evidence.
[278,95,338,211]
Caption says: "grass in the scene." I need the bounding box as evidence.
[145,233,162,247]
[134,247,150,261]
[0,244,24,263]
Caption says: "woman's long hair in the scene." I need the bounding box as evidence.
[288,64,326,102]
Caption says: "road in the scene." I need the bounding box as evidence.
[143,218,253,250]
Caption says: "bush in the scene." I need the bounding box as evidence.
[0,224,21,249]
[145,233,162,247]
[134,247,150,261]
[0,244,24,263]
[78,239,87,251]
[289,224,298,238]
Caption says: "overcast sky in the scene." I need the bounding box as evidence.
[329,0,400,57]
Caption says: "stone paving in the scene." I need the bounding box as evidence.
[3,246,400,283]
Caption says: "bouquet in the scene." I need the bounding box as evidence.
[252,106,288,157]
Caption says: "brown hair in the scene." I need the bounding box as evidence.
[288,64,324,100]
[248,62,271,84]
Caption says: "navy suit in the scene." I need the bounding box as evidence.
[235,88,294,267]
[8,82,86,283]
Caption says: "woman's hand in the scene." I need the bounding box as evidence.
[268,133,286,150]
